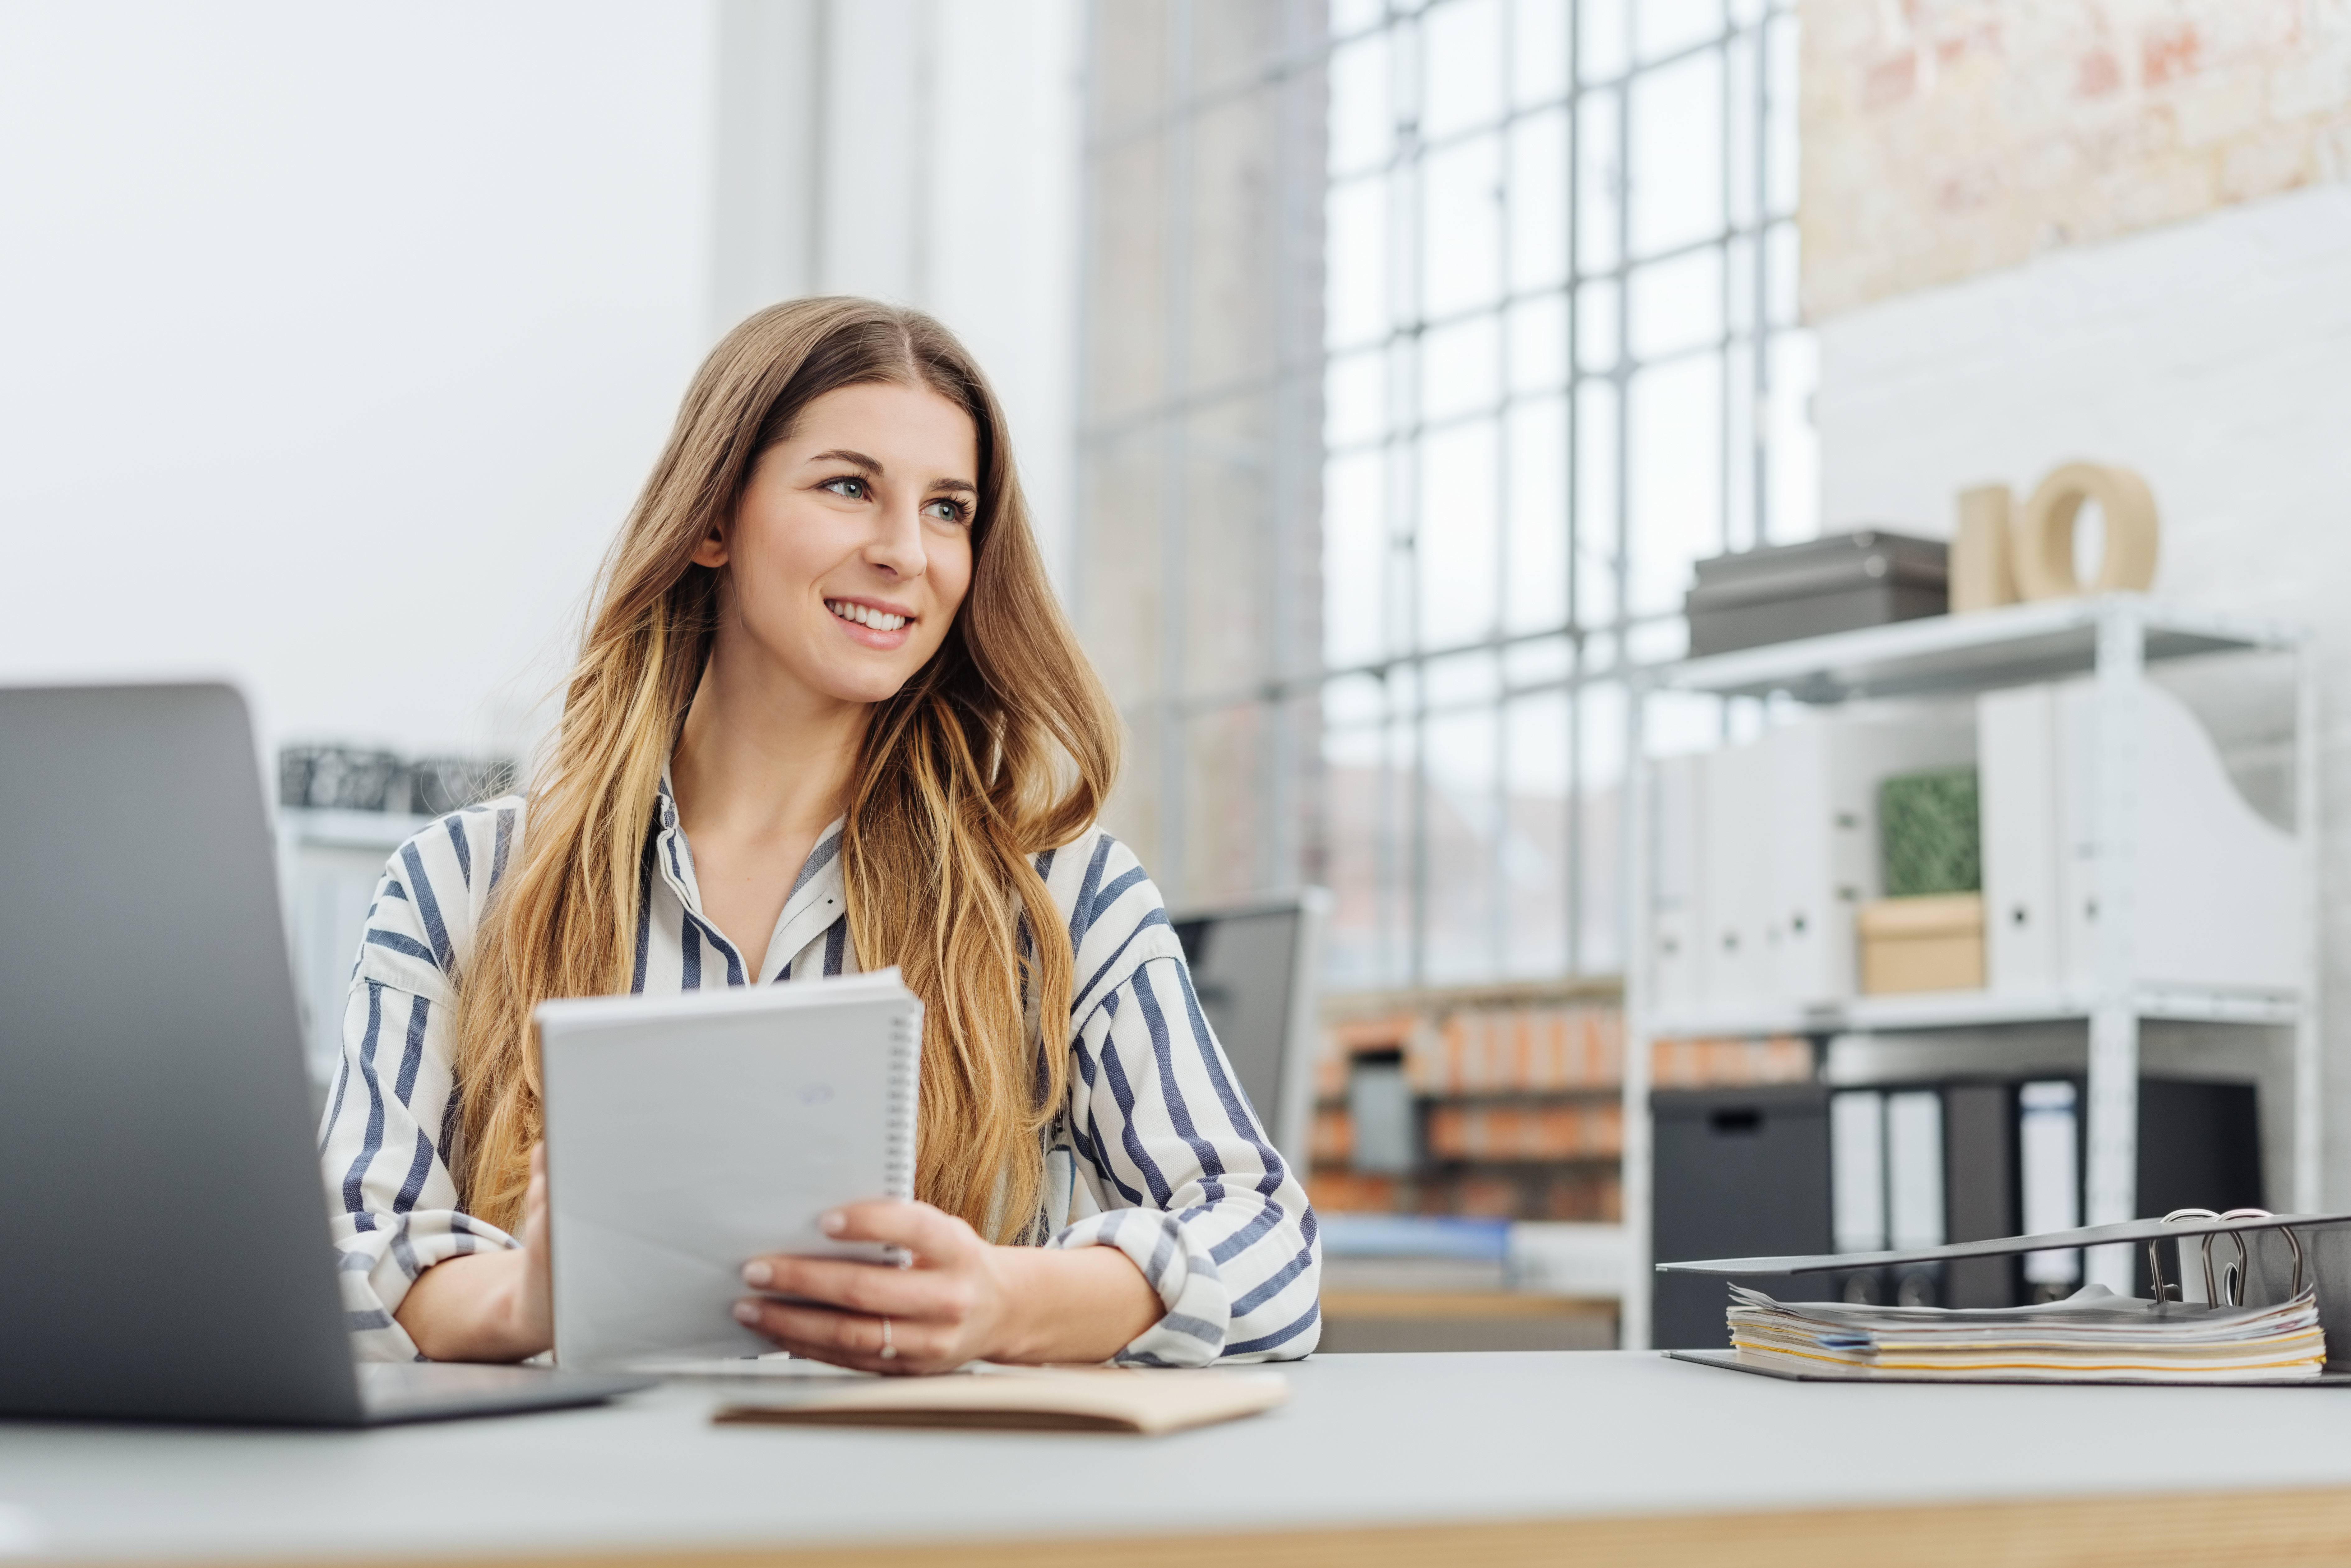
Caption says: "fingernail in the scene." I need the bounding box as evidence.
[732,1300,761,1324]
[742,1260,773,1287]
[819,1211,846,1235]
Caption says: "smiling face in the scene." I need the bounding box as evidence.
[694,379,979,709]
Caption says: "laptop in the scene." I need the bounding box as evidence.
[0,682,652,1425]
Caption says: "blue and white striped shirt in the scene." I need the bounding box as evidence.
[318,776,1321,1366]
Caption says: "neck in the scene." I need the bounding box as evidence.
[669,641,869,847]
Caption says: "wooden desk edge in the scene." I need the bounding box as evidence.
[82,1482,2351,1568]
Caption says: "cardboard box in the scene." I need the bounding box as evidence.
[1858,893,1986,994]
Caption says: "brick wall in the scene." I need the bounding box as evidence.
[1803,0,2351,317]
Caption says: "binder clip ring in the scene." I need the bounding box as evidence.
[2216,1207,2298,1302]
[2159,1209,2219,1305]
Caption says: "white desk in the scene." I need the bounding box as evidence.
[9,1352,2351,1566]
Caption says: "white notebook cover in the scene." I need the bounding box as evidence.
[537,970,921,1369]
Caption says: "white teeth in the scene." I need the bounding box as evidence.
[828,600,907,632]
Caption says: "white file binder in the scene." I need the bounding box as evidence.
[1650,753,1705,1016]
[1979,684,2065,995]
[1982,678,2298,997]
[1767,718,1974,1009]
[1698,741,1773,1012]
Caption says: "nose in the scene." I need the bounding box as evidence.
[861,490,928,580]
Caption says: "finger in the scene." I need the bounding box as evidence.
[740,1256,976,1322]
[521,1164,550,1251]
[756,1334,933,1376]
[749,1317,947,1376]
[812,1199,980,1260]
[733,1299,949,1371]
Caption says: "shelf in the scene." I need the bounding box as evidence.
[1663,594,2304,705]
[278,806,434,852]
[1316,1088,1622,1112]
[1422,1086,1624,1105]
[1647,983,2301,1038]
[1423,1154,1623,1170]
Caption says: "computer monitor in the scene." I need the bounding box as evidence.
[1169,890,1330,1177]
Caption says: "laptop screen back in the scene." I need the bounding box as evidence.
[0,684,360,1422]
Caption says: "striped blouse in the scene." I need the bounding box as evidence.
[317,775,1322,1366]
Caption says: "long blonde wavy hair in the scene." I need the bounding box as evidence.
[452,298,1119,1243]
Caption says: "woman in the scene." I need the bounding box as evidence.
[319,298,1320,1372]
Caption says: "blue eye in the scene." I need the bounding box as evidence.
[925,499,968,524]
[823,476,868,500]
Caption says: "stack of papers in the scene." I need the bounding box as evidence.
[1727,1284,2327,1382]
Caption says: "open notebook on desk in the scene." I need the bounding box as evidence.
[1660,1210,2351,1386]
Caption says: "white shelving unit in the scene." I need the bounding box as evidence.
[1620,595,2318,1347]
[275,807,432,1087]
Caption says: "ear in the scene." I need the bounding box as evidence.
[690,514,730,569]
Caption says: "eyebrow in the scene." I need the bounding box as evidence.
[808,448,976,495]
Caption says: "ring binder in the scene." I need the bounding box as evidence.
[1658,1208,2351,1385]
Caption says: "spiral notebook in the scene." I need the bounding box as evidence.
[537,970,922,1371]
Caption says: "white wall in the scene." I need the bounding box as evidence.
[0,0,1083,775]
[709,0,1083,591]
[920,0,1083,588]
[1812,180,2351,1200]
[0,1,719,765]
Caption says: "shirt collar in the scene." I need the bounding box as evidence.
[652,767,848,982]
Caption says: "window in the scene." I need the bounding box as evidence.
[1074,0,1812,989]
[1321,0,1811,988]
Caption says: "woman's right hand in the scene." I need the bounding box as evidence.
[392,1145,554,1362]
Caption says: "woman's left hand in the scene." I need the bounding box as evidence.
[733,1200,1162,1374]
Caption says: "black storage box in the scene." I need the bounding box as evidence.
[1651,1085,1832,1350]
[1685,530,1949,657]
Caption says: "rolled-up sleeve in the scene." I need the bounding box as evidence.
[316,817,519,1362]
[1051,954,1322,1365]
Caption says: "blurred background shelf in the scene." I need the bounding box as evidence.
[1666,596,2300,705]
[1626,593,2318,1348]
[1648,985,2302,1038]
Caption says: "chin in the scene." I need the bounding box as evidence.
[819,664,925,706]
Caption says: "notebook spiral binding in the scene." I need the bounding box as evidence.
[884,1002,923,1204]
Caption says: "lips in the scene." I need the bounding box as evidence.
[823,596,915,651]
[826,599,910,632]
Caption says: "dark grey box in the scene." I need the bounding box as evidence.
[1685,530,1949,657]
[1650,1085,1832,1350]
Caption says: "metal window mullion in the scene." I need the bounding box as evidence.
[1375,12,1415,988]
[1311,16,1773,177]
[1564,0,1587,979]
[1716,0,1734,558]
[1611,0,1640,960]
[1329,329,1770,459]
[1403,11,1431,989]
[1324,216,1795,362]
[1489,0,1516,983]
[1265,0,1312,898]
[1178,603,1702,715]
[1157,0,1196,909]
